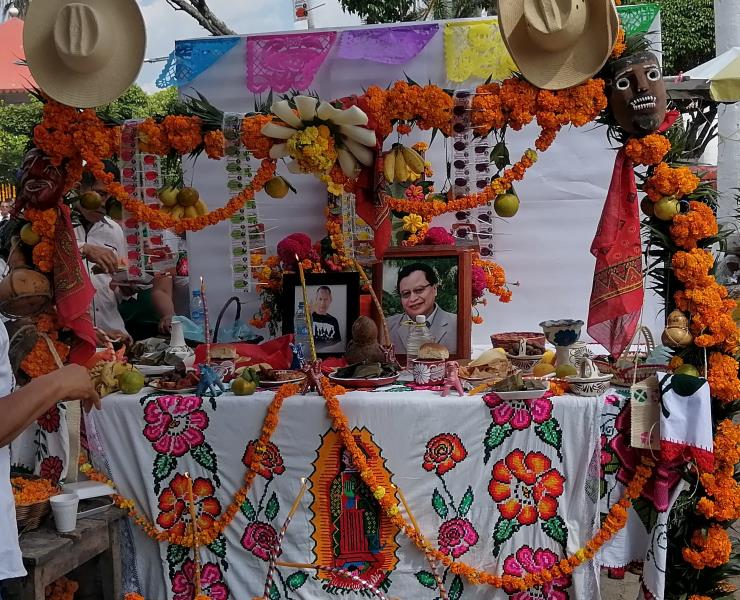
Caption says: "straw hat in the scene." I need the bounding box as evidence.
[23,0,146,108]
[498,0,618,90]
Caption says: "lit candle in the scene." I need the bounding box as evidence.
[199,277,211,365]
[185,472,202,596]
[295,255,317,362]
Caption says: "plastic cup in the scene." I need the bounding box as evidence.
[50,493,79,533]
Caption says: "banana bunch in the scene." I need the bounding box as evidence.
[383,144,426,184]
[89,362,136,397]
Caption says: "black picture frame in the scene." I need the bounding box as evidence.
[281,271,361,357]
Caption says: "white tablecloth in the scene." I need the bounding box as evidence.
[85,386,673,600]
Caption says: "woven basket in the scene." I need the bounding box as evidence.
[593,326,670,387]
[12,474,60,532]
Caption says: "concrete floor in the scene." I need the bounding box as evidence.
[600,573,641,599]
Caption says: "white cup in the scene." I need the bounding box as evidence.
[50,493,79,533]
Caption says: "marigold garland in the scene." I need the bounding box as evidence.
[80,383,299,547]
[682,525,733,569]
[472,253,512,305]
[706,353,740,404]
[321,378,654,591]
[670,201,719,250]
[624,133,672,166]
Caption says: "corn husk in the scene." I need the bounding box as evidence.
[261,122,297,140]
[294,95,318,121]
[270,100,303,128]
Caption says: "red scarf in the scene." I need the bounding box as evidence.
[588,111,680,357]
[54,204,96,364]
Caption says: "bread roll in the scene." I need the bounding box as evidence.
[418,342,449,360]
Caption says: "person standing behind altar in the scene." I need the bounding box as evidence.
[387,263,457,353]
[73,162,131,345]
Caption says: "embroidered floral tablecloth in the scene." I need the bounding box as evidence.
[85,387,672,600]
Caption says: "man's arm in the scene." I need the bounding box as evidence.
[0,364,100,447]
[151,274,176,333]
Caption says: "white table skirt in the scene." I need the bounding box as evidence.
[85,386,673,600]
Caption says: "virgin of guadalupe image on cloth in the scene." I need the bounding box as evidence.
[309,428,400,595]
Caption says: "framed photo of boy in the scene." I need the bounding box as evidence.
[282,271,360,357]
[373,246,472,360]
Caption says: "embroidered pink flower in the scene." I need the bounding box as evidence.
[172,559,229,600]
[609,404,683,512]
[601,434,613,467]
[39,456,63,484]
[502,546,572,599]
[438,518,479,558]
[37,406,61,433]
[483,392,553,430]
[143,395,209,457]
[422,433,468,476]
[241,521,280,561]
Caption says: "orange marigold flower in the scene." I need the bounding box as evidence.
[204,130,225,160]
[241,115,275,159]
[670,201,718,250]
[707,353,740,404]
[682,525,732,569]
[644,162,700,202]
[624,133,671,166]
[138,118,170,156]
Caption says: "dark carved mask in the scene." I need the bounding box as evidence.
[17,148,65,210]
[607,51,667,136]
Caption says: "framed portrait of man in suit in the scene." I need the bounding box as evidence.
[373,246,472,361]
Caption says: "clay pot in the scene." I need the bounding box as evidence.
[661,309,693,349]
[0,267,52,318]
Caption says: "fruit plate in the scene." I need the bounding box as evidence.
[328,373,399,388]
[148,381,198,393]
[259,371,307,388]
[135,365,175,377]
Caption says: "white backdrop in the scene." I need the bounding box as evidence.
[179,18,664,348]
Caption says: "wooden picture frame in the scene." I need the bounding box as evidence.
[282,271,360,357]
[373,246,472,360]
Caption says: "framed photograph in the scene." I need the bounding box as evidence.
[373,246,472,360]
[282,272,360,357]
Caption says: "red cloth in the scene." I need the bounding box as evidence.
[587,147,643,358]
[194,335,293,370]
[587,112,680,358]
[54,205,96,364]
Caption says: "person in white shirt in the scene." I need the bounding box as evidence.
[73,163,132,345]
[0,324,99,585]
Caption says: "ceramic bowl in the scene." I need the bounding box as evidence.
[565,374,613,397]
[506,353,543,374]
[491,332,546,355]
[539,319,584,347]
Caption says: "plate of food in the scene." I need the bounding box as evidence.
[482,373,551,400]
[459,348,512,383]
[258,369,307,388]
[328,363,400,388]
[149,365,200,392]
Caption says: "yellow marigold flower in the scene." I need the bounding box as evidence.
[402,213,424,234]
[373,486,386,500]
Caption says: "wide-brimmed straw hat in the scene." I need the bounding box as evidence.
[498,0,618,90]
[24,0,146,108]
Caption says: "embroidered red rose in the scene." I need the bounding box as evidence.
[438,518,479,558]
[156,473,221,536]
[483,392,553,430]
[143,395,209,457]
[37,406,61,433]
[39,456,64,484]
[489,450,565,525]
[172,559,229,600]
[242,440,285,480]
[423,433,468,476]
[241,521,280,561]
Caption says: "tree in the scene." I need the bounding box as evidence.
[0,0,28,19]
[163,0,235,35]
[338,0,496,23]
[623,0,714,75]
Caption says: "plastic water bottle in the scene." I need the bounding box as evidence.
[406,315,433,369]
[190,290,205,327]
[294,302,310,350]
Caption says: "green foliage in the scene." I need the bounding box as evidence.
[338,0,415,23]
[0,86,181,185]
[338,0,496,23]
[623,0,715,74]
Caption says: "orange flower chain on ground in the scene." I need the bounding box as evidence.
[322,378,654,591]
[670,201,719,250]
[11,476,57,505]
[624,133,672,166]
[644,162,701,203]
[80,383,299,548]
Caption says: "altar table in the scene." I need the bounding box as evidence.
[85,387,674,600]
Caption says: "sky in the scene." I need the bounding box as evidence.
[137,0,361,92]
